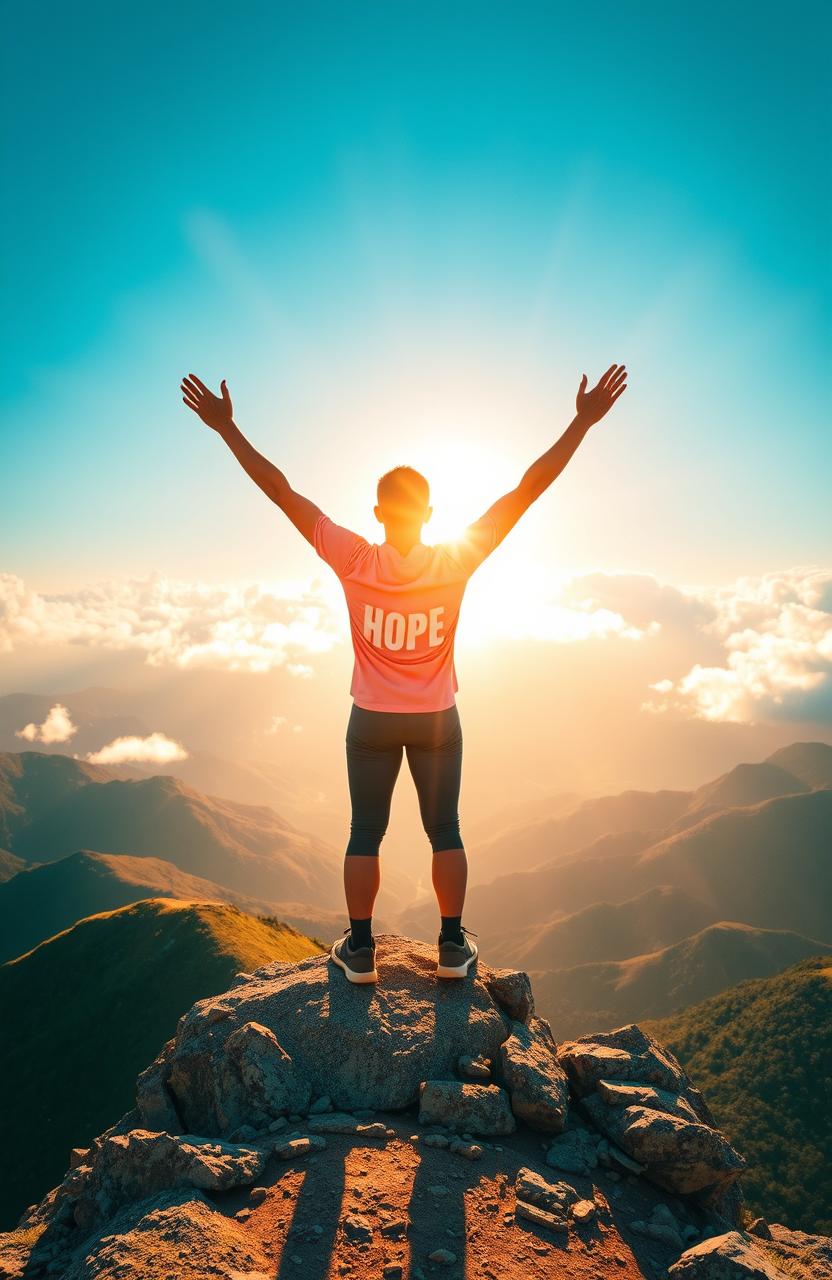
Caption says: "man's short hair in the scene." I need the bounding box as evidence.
[377,465,430,513]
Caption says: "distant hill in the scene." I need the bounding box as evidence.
[467,741,831,891]
[470,788,691,884]
[646,956,832,1235]
[0,751,343,905]
[0,752,113,849]
[678,760,810,829]
[0,849,352,964]
[534,921,831,1037]
[631,790,832,938]
[0,898,323,1229]
[488,884,716,970]
[404,787,832,946]
[765,740,832,790]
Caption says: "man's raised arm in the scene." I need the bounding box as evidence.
[181,374,322,545]
[480,364,628,545]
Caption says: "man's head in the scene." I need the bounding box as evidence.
[374,465,432,532]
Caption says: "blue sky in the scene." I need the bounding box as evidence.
[2,0,830,588]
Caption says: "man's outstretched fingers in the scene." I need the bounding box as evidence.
[599,363,618,387]
[188,373,209,393]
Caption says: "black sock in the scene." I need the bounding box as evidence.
[349,917,373,950]
[440,915,464,945]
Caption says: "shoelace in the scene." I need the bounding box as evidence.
[440,925,478,946]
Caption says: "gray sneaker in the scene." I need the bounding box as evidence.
[330,932,378,985]
[437,928,478,979]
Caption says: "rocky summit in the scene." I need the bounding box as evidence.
[1,934,828,1280]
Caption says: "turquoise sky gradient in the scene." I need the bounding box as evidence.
[2,1,830,589]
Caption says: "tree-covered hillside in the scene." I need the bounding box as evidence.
[646,956,832,1234]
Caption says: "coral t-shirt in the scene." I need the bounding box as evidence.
[313,513,498,713]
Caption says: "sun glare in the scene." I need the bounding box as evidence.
[412,436,512,544]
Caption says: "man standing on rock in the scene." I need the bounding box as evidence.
[181,364,628,984]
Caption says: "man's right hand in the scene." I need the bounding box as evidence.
[181,374,235,434]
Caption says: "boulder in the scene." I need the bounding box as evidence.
[669,1232,787,1280]
[583,1096,745,1199]
[557,1025,743,1215]
[483,968,535,1023]
[767,1224,832,1276]
[557,1025,710,1118]
[159,936,513,1132]
[497,1017,569,1133]
[218,1020,311,1129]
[71,1130,266,1227]
[418,1081,516,1135]
[596,1078,701,1123]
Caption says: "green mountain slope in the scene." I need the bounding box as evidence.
[645,956,832,1234]
[0,898,323,1230]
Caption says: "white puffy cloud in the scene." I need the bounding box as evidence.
[85,733,188,765]
[0,572,343,674]
[644,567,832,723]
[16,703,77,744]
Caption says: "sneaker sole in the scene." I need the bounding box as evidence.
[330,940,378,984]
[436,941,478,979]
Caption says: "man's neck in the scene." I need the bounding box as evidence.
[383,527,423,556]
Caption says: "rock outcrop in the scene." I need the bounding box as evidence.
[669,1226,832,1280]
[557,1024,745,1211]
[2,934,826,1280]
[146,935,523,1131]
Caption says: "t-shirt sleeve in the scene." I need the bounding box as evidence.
[312,514,367,578]
[441,515,498,579]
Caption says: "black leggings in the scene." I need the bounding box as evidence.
[345,704,464,856]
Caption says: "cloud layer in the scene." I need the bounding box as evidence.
[0,572,342,673]
[2,566,830,726]
[640,568,832,723]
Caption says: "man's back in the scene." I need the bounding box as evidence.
[313,513,498,712]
